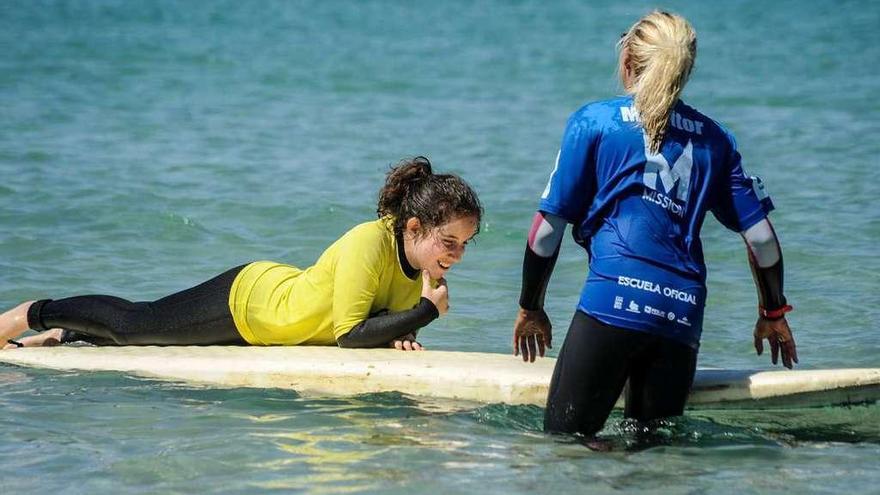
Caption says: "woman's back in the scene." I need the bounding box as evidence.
[540,95,774,347]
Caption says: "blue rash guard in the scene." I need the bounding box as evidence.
[539,95,774,349]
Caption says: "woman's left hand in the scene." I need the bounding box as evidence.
[753,316,798,369]
[390,333,424,351]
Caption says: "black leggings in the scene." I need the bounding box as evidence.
[26,265,248,346]
[544,311,697,436]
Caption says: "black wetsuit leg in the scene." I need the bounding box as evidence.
[624,334,697,421]
[27,265,248,346]
[544,311,633,435]
[544,311,697,436]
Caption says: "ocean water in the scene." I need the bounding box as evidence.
[1,0,878,493]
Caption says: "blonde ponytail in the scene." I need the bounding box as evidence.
[619,11,697,152]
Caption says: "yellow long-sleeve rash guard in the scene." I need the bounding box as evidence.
[228,217,423,345]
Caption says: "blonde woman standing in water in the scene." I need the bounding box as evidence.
[514,11,797,436]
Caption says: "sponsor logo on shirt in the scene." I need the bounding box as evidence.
[751,175,768,200]
[626,300,640,313]
[612,293,695,328]
[621,106,705,135]
[642,189,685,217]
[643,305,666,319]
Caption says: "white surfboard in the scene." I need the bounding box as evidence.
[0,346,877,409]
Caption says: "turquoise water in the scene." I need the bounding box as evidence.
[1,0,878,493]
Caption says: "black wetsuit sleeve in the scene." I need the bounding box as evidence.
[748,253,789,318]
[336,298,439,348]
[519,243,560,311]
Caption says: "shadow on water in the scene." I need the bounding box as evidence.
[687,405,880,445]
[464,399,880,451]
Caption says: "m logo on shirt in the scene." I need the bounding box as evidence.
[641,134,693,217]
[643,135,693,201]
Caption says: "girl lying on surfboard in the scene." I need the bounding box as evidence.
[0,156,482,351]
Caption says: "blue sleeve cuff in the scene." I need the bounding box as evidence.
[537,201,580,225]
[737,199,775,232]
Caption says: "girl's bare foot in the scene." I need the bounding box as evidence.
[0,301,36,343]
[3,328,64,350]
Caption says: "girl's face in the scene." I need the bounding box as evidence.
[404,215,479,280]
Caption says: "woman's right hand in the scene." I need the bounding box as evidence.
[421,270,448,316]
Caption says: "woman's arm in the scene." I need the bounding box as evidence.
[520,211,566,309]
[741,218,798,368]
[515,111,599,362]
[514,211,566,361]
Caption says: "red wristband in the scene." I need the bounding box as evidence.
[759,304,793,319]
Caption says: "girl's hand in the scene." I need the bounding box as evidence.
[513,308,552,362]
[754,316,798,369]
[390,333,424,351]
[421,270,449,315]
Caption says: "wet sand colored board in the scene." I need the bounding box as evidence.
[0,346,877,409]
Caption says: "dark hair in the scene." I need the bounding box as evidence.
[377,156,482,237]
